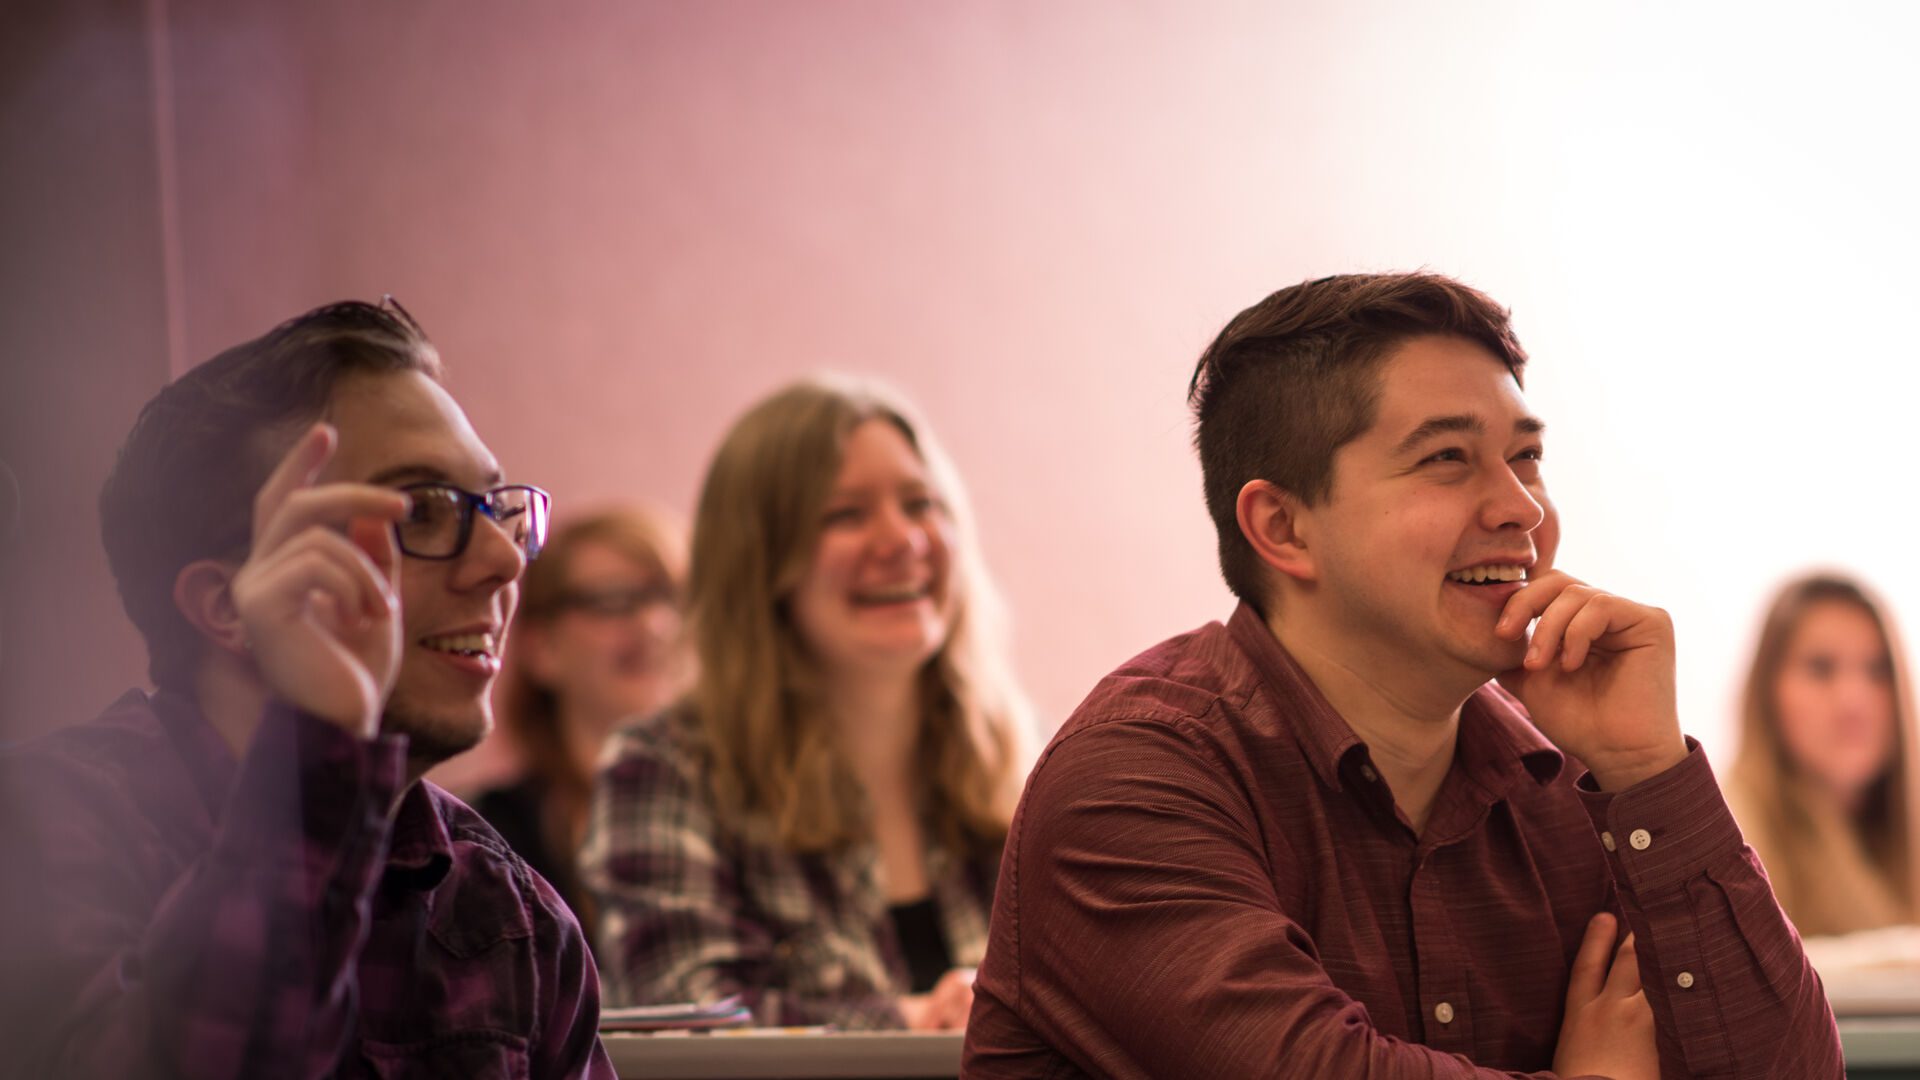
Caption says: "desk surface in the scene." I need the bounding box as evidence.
[604,1030,961,1079]
[602,1021,1920,1079]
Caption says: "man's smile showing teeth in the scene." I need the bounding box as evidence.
[420,631,498,657]
[1446,565,1529,586]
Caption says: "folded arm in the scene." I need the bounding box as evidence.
[981,717,1577,1079]
[1578,744,1844,1079]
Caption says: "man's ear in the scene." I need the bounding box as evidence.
[1235,479,1317,583]
[172,559,250,659]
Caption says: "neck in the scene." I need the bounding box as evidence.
[553,700,624,781]
[1804,771,1877,821]
[823,667,922,797]
[192,654,273,762]
[1265,604,1466,835]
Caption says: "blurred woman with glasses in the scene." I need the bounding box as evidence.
[474,507,690,939]
[582,377,1031,1031]
[1728,573,1920,938]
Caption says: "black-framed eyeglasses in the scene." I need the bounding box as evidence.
[394,482,552,562]
[551,581,681,619]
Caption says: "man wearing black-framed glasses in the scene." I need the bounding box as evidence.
[0,299,614,1077]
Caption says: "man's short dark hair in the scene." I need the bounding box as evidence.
[1188,272,1528,607]
[101,300,443,691]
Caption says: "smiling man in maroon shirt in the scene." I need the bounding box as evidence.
[963,274,1842,1079]
[0,302,614,1078]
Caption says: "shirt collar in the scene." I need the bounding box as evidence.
[1226,602,1368,793]
[1225,601,1564,794]
[153,688,454,891]
[150,687,239,823]
[1459,683,1566,788]
[384,781,456,891]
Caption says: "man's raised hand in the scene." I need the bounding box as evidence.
[228,424,409,738]
[1494,570,1688,791]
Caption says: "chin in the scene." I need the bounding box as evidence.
[1452,638,1528,679]
[382,695,493,766]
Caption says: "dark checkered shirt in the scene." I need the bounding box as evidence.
[0,689,616,1079]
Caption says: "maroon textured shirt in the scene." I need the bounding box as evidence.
[0,689,615,1079]
[963,604,1842,1078]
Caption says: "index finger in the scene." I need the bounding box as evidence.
[252,424,336,536]
[1495,569,1586,638]
[1564,912,1616,1007]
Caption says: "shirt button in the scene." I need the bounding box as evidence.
[1434,1002,1455,1024]
[1677,971,1696,989]
[1360,764,1378,782]
[1600,831,1616,852]
[1629,828,1653,851]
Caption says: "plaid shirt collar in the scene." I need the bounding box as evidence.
[151,687,454,892]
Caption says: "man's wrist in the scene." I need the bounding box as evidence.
[1586,738,1690,792]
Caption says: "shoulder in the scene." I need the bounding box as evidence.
[595,706,734,842]
[1044,618,1267,760]
[422,782,582,938]
[428,782,523,864]
[1,691,197,832]
[603,704,710,783]
[4,690,170,773]
[1056,620,1252,740]
[1027,621,1267,803]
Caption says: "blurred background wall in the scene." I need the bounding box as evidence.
[7,0,1920,766]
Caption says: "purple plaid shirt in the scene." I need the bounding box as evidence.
[0,689,616,1079]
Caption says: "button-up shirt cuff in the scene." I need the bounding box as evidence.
[1573,737,1742,896]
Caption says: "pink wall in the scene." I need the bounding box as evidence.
[1,0,168,741]
[153,0,1279,743]
[19,1,1920,760]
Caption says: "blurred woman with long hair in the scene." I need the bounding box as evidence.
[1728,573,1920,936]
[581,377,1029,1030]
[475,506,689,937]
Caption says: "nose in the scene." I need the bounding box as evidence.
[457,509,529,591]
[637,594,682,640]
[1837,665,1889,709]
[870,499,929,558]
[1480,463,1546,534]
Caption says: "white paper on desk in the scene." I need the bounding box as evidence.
[1808,926,1920,1016]
[600,996,754,1031]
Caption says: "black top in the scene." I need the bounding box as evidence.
[887,895,952,994]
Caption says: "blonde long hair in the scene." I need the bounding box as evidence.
[688,376,1027,855]
[1729,573,1920,935]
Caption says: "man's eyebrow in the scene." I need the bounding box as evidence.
[1393,414,1547,456]
[369,464,450,486]
[1393,414,1483,456]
